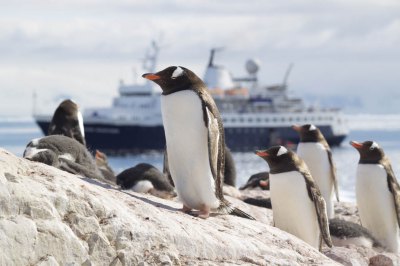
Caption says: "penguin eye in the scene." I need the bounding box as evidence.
[369,146,375,151]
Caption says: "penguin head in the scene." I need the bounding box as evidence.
[292,124,324,142]
[50,99,85,145]
[142,66,204,95]
[350,140,385,163]
[255,146,298,173]
[55,99,80,119]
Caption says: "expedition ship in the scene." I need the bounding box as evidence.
[34,42,348,153]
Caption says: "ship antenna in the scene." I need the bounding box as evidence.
[282,63,294,87]
[208,47,224,67]
[143,40,160,73]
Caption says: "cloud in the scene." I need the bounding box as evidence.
[0,0,399,116]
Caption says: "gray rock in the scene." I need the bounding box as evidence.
[0,148,382,265]
[369,254,394,266]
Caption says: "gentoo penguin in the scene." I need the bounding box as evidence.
[95,150,116,183]
[143,66,254,219]
[329,218,382,248]
[293,124,339,219]
[350,140,400,252]
[256,146,332,249]
[239,172,270,190]
[48,99,86,146]
[23,135,105,182]
[117,163,176,199]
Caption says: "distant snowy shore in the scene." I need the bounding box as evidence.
[345,114,400,131]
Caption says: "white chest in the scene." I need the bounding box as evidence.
[297,143,330,184]
[270,171,320,248]
[297,142,334,217]
[161,90,219,210]
[356,164,399,252]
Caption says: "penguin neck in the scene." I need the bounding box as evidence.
[359,155,385,165]
[359,159,380,164]
[162,84,195,96]
[269,161,298,174]
[300,135,324,143]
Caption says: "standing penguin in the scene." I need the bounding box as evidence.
[256,146,332,250]
[143,66,253,219]
[350,140,400,252]
[293,124,339,218]
[48,99,86,146]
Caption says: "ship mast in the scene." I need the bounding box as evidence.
[142,40,160,73]
[282,63,294,88]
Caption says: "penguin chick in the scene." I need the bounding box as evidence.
[240,172,270,190]
[117,163,176,199]
[329,218,382,248]
[23,135,108,183]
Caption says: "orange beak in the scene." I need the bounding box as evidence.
[255,150,269,157]
[350,141,363,149]
[142,73,160,80]
[292,125,301,132]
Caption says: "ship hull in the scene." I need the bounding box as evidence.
[35,120,346,153]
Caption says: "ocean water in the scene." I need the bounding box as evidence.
[2,118,400,203]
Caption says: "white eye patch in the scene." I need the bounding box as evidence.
[31,137,42,146]
[277,146,288,156]
[370,142,379,150]
[77,110,85,137]
[309,124,317,131]
[171,66,184,79]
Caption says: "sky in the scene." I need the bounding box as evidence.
[0,0,399,117]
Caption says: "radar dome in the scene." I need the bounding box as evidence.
[245,59,260,74]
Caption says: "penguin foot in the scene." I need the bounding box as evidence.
[198,205,210,219]
[181,205,192,213]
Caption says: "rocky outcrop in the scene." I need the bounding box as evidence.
[0,147,399,265]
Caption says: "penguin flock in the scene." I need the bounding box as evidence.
[21,66,400,253]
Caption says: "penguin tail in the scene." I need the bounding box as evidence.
[220,200,256,220]
[230,207,256,220]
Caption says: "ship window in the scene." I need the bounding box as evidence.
[239,118,244,122]
[264,118,269,122]
[231,118,236,123]
[272,118,277,122]
[222,118,227,123]
[296,117,300,122]
[256,117,261,122]
[248,118,253,123]
[288,117,293,122]
[281,118,285,122]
